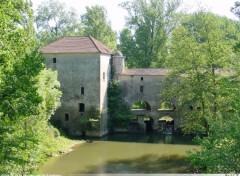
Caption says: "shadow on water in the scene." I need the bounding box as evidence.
[99,133,195,145]
[41,133,198,174]
[75,154,191,174]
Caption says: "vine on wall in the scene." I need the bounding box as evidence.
[108,80,133,130]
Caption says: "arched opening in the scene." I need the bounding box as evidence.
[144,116,154,133]
[131,100,151,110]
[159,101,175,110]
[159,116,174,134]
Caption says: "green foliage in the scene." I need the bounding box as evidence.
[69,106,101,134]
[108,80,133,128]
[187,65,240,173]
[39,125,73,157]
[163,11,239,134]
[132,100,151,110]
[159,101,174,110]
[161,10,240,173]
[36,68,62,119]
[188,113,240,173]
[231,1,240,18]
[119,0,181,68]
[0,0,63,174]
[132,100,146,109]
[35,0,82,45]
[85,106,101,131]
[0,1,42,172]
[118,28,138,68]
[81,5,117,50]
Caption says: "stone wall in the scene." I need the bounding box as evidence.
[99,54,112,136]
[119,75,165,108]
[119,74,181,131]
[44,53,108,136]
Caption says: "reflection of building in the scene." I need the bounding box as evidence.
[41,36,181,137]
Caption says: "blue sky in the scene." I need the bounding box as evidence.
[32,0,238,32]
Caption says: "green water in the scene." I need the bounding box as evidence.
[40,134,199,174]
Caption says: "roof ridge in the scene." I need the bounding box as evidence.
[88,36,101,53]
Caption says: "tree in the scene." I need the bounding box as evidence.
[81,5,117,50]
[0,0,42,173]
[188,76,240,172]
[35,0,82,45]
[0,0,62,174]
[188,97,240,173]
[162,11,240,173]
[119,0,181,68]
[231,1,240,52]
[231,1,240,18]
[108,80,133,129]
[162,12,239,134]
[118,28,138,68]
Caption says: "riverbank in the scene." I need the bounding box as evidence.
[47,138,85,157]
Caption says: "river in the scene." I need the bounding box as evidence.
[40,133,199,174]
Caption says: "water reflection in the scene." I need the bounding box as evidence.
[41,134,198,174]
[77,154,190,174]
[100,133,195,145]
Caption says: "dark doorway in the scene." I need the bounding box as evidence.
[144,117,154,133]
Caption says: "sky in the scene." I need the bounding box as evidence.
[32,0,238,32]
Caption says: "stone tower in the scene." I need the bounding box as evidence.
[112,51,125,80]
[40,36,113,137]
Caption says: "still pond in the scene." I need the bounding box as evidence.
[40,133,199,174]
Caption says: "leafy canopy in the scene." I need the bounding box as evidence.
[0,0,62,174]
[163,11,239,134]
[119,0,181,68]
[81,5,117,50]
[162,10,240,173]
[35,0,82,45]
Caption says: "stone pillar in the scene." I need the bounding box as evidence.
[138,116,146,131]
[153,117,159,131]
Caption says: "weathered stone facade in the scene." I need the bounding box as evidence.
[41,36,181,137]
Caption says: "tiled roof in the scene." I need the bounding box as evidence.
[40,36,113,54]
[122,68,170,76]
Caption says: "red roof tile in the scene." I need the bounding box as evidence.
[40,36,113,54]
[122,68,170,76]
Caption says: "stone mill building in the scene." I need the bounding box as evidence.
[41,36,181,137]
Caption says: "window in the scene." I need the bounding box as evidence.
[81,87,84,95]
[141,77,143,81]
[103,72,105,80]
[53,58,56,63]
[65,113,69,121]
[79,103,85,112]
[140,86,144,93]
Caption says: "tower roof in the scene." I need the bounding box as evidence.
[40,36,113,54]
[113,51,123,56]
